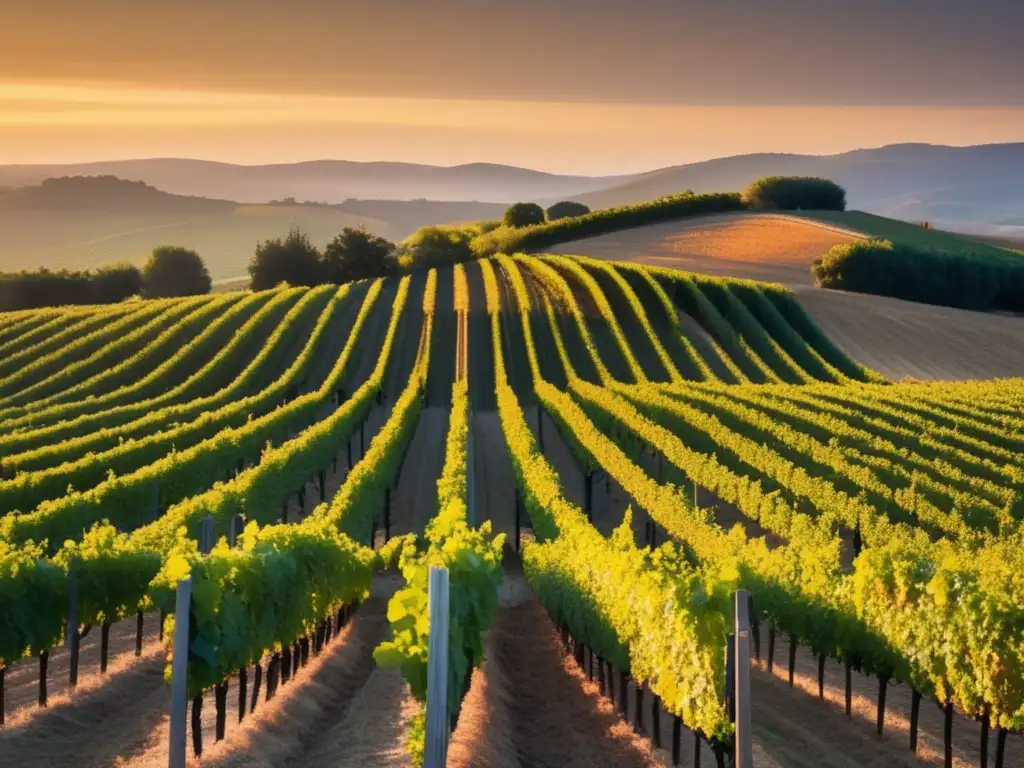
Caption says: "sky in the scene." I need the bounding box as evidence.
[2,0,1023,174]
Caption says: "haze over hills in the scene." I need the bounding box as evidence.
[0,159,635,205]
[0,176,510,282]
[575,143,1024,236]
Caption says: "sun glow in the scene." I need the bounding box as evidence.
[3,79,1024,173]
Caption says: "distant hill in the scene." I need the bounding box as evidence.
[0,159,635,205]
[574,143,1024,234]
[0,175,236,213]
[0,176,513,282]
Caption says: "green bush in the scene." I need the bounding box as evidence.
[400,225,475,268]
[0,264,143,311]
[811,239,1024,311]
[248,228,323,290]
[322,227,397,284]
[472,191,745,257]
[545,201,591,221]
[503,202,546,228]
[143,247,211,298]
[743,177,846,211]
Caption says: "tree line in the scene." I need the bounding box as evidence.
[0,247,211,312]
[1,177,848,311]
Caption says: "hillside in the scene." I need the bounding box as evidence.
[0,177,509,282]
[549,211,1024,380]
[574,143,1024,234]
[0,159,635,205]
[0,262,1021,768]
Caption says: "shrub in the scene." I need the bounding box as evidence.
[503,202,546,228]
[92,264,144,303]
[743,177,846,211]
[322,227,397,284]
[400,226,475,268]
[248,228,323,291]
[471,191,745,257]
[811,239,1015,311]
[0,264,143,311]
[142,247,211,298]
[546,201,591,221]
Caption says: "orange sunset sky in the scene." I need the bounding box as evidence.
[3,0,1023,173]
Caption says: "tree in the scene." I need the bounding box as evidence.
[92,263,143,303]
[248,228,323,291]
[503,202,546,228]
[322,227,397,284]
[142,246,211,298]
[742,177,846,211]
[545,201,591,221]
[400,226,474,268]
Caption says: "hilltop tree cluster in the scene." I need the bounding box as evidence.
[247,227,398,291]
[742,176,846,211]
[502,200,592,229]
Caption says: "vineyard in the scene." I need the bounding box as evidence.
[0,253,1022,768]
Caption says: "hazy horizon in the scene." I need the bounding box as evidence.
[3,0,1023,174]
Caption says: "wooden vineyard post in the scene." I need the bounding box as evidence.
[38,649,48,707]
[100,621,111,673]
[136,610,145,656]
[168,570,193,768]
[537,405,545,452]
[845,663,852,716]
[766,625,775,673]
[424,567,450,768]
[788,635,797,685]
[467,428,477,526]
[238,667,247,722]
[584,471,594,521]
[909,688,921,753]
[943,700,953,768]
[514,488,521,552]
[876,675,889,735]
[651,694,662,748]
[67,568,80,688]
[671,715,682,765]
[980,706,990,768]
[384,488,391,543]
[734,590,753,768]
[250,663,262,713]
[229,514,244,547]
[169,516,214,768]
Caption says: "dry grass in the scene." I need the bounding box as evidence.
[115,578,405,768]
[748,645,1024,767]
[0,643,168,768]
[547,213,857,288]
[492,598,663,768]
[447,630,522,768]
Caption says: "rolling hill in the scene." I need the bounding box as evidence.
[574,143,1024,235]
[0,159,635,205]
[0,177,509,282]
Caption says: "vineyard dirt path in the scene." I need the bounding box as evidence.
[749,644,1024,768]
[477,554,665,768]
[117,576,410,768]
[553,212,1024,380]
[0,639,168,768]
[387,406,449,538]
